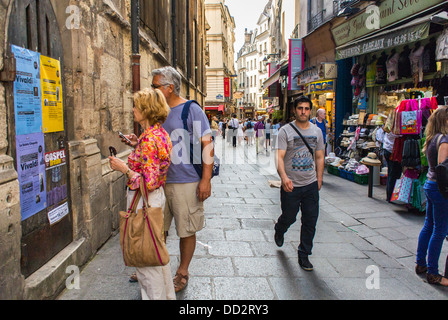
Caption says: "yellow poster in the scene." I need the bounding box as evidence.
[40,55,64,133]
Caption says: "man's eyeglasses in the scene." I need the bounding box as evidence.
[151,83,168,89]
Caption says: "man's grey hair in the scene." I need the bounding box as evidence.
[317,109,326,116]
[151,66,181,96]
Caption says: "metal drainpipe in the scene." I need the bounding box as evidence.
[171,0,177,68]
[186,0,191,100]
[131,0,141,136]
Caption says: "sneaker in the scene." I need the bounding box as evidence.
[298,255,313,271]
[274,230,284,247]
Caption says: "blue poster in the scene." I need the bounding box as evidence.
[11,45,42,135]
[16,133,47,221]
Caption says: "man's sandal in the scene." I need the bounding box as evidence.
[173,272,189,293]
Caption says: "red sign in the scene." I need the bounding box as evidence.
[224,77,230,97]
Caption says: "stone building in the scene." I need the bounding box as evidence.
[0,0,208,299]
[204,0,235,119]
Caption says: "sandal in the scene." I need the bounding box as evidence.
[129,272,138,283]
[427,273,448,287]
[173,272,189,293]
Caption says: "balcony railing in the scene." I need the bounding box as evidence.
[308,0,362,33]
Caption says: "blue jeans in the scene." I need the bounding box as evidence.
[416,181,448,275]
[275,182,319,258]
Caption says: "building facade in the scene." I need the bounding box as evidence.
[204,0,236,119]
[0,0,208,300]
[236,0,274,119]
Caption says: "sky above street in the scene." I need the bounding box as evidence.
[226,0,271,56]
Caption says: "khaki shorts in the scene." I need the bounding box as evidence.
[164,182,204,238]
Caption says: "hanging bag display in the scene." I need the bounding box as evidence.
[119,179,170,268]
[400,100,422,135]
[391,176,413,204]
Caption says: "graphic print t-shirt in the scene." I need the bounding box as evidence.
[277,122,324,187]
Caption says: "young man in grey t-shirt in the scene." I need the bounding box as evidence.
[274,96,325,271]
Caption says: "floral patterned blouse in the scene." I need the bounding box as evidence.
[127,123,172,193]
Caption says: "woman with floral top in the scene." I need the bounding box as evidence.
[109,88,175,300]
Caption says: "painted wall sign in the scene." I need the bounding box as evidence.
[331,0,445,46]
[336,22,430,60]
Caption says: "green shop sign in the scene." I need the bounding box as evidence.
[331,0,445,46]
[335,21,430,60]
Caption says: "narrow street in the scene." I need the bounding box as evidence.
[58,136,448,300]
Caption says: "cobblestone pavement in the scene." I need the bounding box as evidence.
[58,136,448,300]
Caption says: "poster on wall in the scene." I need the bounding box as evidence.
[47,201,69,225]
[11,45,43,135]
[16,133,47,221]
[40,55,64,133]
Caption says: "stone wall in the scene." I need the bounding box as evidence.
[0,0,207,299]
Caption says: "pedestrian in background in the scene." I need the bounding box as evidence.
[237,120,244,146]
[109,88,175,300]
[151,66,214,293]
[228,114,239,148]
[255,116,265,155]
[265,118,272,151]
[416,106,448,286]
[211,116,219,141]
[274,96,325,272]
[310,109,329,154]
[245,118,254,146]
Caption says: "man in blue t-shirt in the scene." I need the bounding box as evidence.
[310,109,329,145]
[152,66,213,293]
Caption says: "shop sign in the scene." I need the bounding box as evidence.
[224,77,230,97]
[331,0,445,46]
[307,80,335,94]
[299,67,320,85]
[288,39,304,91]
[319,63,338,80]
[336,21,430,60]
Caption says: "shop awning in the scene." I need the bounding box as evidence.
[335,13,435,60]
[205,105,225,112]
[262,68,280,89]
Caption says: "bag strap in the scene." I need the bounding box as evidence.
[289,123,314,157]
[437,134,445,165]
[139,177,150,209]
[181,100,200,132]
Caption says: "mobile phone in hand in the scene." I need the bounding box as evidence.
[118,132,132,144]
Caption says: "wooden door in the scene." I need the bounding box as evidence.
[6,0,72,278]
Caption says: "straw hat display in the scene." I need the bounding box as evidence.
[361,152,382,166]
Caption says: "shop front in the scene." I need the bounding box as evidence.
[205,105,225,120]
[297,62,338,152]
[328,3,448,209]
